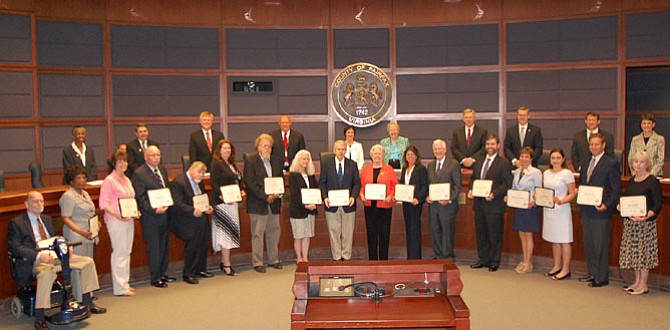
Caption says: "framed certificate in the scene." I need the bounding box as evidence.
[620,195,647,217]
[472,180,493,198]
[535,187,555,209]
[119,197,139,218]
[429,183,451,201]
[148,187,174,209]
[301,188,323,205]
[328,189,350,207]
[220,184,242,203]
[394,184,415,203]
[88,215,99,238]
[192,193,210,212]
[576,185,604,206]
[365,183,386,201]
[264,177,285,195]
[507,189,530,209]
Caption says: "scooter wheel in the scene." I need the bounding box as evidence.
[11,296,23,319]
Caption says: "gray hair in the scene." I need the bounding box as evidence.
[628,151,651,172]
[432,139,447,149]
[369,144,385,158]
[289,149,315,175]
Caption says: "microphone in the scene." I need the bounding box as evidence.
[338,282,383,302]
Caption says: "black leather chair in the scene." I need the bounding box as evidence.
[614,148,624,174]
[180,155,190,172]
[28,162,44,188]
[0,169,5,192]
[320,151,335,164]
[537,149,551,172]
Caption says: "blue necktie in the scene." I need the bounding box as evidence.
[482,158,491,179]
[337,162,343,186]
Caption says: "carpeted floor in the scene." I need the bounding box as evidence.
[1,261,668,329]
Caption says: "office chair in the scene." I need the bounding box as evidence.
[28,162,44,188]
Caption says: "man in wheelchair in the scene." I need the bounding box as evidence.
[8,191,106,330]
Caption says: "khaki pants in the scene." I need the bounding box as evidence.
[249,206,281,267]
[33,254,99,309]
[325,207,356,260]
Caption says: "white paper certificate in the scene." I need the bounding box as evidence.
[576,185,604,206]
[264,177,285,195]
[620,195,647,217]
[301,188,322,205]
[535,187,555,209]
[37,237,58,259]
[119,197,139,218]
[365,184,387,201]
[507,189,530,209]
[220,184,242,203]
[192,194,210,212]
[395,184,415,203]
[328,189,350,207]
[472,180,493,198]
[429,183,451,201]
[88,215,99,238]
[148,187,174,209]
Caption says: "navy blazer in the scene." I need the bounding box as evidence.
[318,156,361,213]
[578,153,621,219]
[189,129,224,170]
[571,129,614,170]
[243,152,284,215]
[132,163,171,220]
[451,125,488,164]
[399,164,429,205]
[470,154,513,211]
[8,213,57,287]
[288,172,318,219]
[168,172,208,241]
[62,144,97,184]
[426,158,462,204]
[126,138,160,177]
[503,123,543,167]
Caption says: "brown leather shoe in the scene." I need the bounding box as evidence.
[89,303,107,314]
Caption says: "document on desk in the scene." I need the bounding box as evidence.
[148,188,174,209]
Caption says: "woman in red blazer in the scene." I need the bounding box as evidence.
[360,144,398,260]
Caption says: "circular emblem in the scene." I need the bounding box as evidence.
[331,62,393,128]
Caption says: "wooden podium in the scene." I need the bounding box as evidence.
[291,260,470,329]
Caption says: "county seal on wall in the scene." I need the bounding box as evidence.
[331,62,393,127]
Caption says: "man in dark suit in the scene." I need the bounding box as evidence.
[132,145,175,288]
[467,134,513,272]
[8,191,105,330]
[571,112,615,171]
[243,134,284,273]
[126,123,160,177]
[62,126,97,184]
[426,139,462,260]
[169,161,214,285]
[318,140,361,261]
[189,111,224,171]
[451,108,488,169]
[503,106,543,167]
[270,115,306,172]
[577,133,621,287]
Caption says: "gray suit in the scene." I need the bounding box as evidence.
[426,158,461,259]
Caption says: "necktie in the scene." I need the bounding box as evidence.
[154,168,165,187]
[466,128,472,146]
[283,133,289,165]
[37,217,48,241]
[337,162,343,186]
[520,126,526,145]
[206,131,212,152]
[436,161,442,174]
[482,158,491,179]
[587,130,591,141]
[142,140,147,151]
[587,157,596,182]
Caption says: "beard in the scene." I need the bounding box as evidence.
[260,150,271,160]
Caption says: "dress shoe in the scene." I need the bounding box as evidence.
[628,288,649,295]
[488,265,499,272]
[88,304,107,314]
[151,280,168,288]
[588,280,609,287]
[161,276,177,283]
[552,272,571,281]
[470,262,486,269]
[196,271,214,278]
[269,262,283,270]
[183,276,199,285]
[253,266,266,273]
[545,268,562,277]
[35,319,49,330]
[221,265,238,276]
[578,275,595,282]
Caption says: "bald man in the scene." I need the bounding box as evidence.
[269,115,306,172]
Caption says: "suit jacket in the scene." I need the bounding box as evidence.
[426,158,462,204]
[571,129,614,170]
[62,144,97,184]
[126,138,160,177]
[8,213,57,287]
[209,159,242,206]
[243,152,284,215]
[132,163,170,221]
[451,125,488,164]
[360,163,398,209]
[289,172,318,219]
[470,154,513,211]
[579,153,621,219]
[189,129,224,170]
[503,123,543,167]
[399,164,429,205]
[318,156,361,213]
[628,131,665,176]
[168,173,207,241]
[270,129,306,167]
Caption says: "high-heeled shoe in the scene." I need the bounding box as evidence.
[545,268,562,277]
[552,272,571,280]
[220,263,238,276]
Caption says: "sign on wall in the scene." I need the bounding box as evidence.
[331,62,393,128]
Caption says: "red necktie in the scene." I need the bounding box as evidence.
[467,128,472,146]
[206,131,212,152]
[37,217,48,240]
[283,133,289,164]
